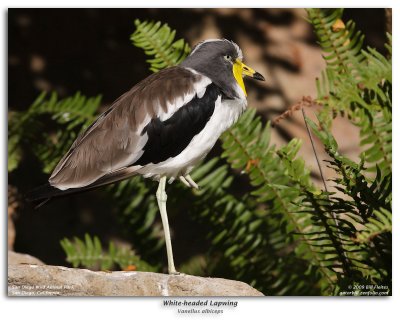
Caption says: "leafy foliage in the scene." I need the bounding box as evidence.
[60,234,156,271]
[355,208,392,244]
[305,117,391,289]
[9,92,101,173]
[308,9,392,177]
[9,9,391,296]
[131,19,191,72]
[129,10,391,295]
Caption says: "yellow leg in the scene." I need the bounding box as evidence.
[179,176,191,188]
[156,176,179,274]
[185,174,199,189]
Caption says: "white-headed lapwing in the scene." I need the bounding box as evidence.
[27,39,265,274]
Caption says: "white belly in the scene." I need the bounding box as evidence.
[137,96,247,180]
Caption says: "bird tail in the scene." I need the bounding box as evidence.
[25,183,96,208]
[26,166,139,208]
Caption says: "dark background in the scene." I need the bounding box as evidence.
[8,8,388,266]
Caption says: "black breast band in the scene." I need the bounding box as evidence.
[133,83,221,166]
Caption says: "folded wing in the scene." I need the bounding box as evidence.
[49,67,211,190]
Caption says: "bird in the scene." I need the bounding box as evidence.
[27,39,265,274]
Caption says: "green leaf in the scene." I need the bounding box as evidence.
[60,234,157,272]
[131,19,191,71]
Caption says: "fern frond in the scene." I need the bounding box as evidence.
[307,9,364,74]
[277,139,352,286]
[8,112,24,172]
[131,19,191,72]
[8,92,48,172]
[8,92,101,173]
[60,233,156,271]
[188,157,323,295]
[306,116,391,287]
[355,208,392,244]
[219,109,340,293]
[357,108,392,176]
[308,9,392,178]
[307,116,392,218]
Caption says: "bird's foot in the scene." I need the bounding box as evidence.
[179,174,199,189]
[169,270,184,276]
[185,175,199,189]
[179,176,191,188]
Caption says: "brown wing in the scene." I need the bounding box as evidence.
[49,67,203,190]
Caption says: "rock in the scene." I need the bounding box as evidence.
[8,263,263,297]
[8,251,45,265]
[8,186,18,250]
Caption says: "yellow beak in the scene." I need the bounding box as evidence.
[233,59,265,96]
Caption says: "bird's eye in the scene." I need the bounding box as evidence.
[224,55,232,62]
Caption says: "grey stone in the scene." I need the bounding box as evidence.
[8,251,45,266]
[8,258,263,297]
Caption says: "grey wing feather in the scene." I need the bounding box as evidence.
[49,67,202,190]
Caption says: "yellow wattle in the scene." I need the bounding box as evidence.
[233,63,247,97]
